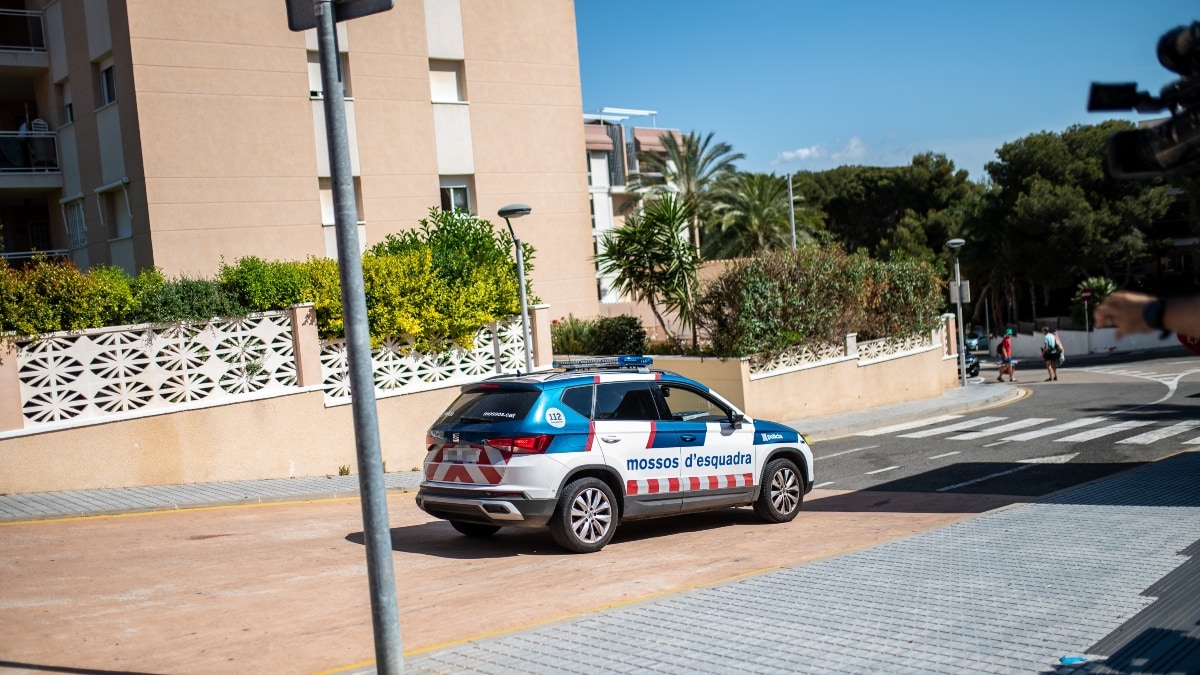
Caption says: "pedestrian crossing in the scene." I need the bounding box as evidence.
[860,414,1200,445]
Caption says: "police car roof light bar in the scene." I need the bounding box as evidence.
[552,355,654,371]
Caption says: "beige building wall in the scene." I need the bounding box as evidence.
[26,0,598,320]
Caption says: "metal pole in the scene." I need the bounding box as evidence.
[787,173,796,251]
[505,219,534,373]
[1085,299,1090,355]
[984,293,991,355]
[314,2,403,672]
[954,254,967,386]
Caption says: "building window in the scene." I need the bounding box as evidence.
[99,61,116,106]
[65,199,86,249]
[308,51,351,98]
[57,81,73,125]
[319,177,364,226]
[429,60,466,103]
[439,175,473,214]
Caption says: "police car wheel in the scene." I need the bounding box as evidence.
[550,477,617,553]
[753,458,803,523]
[450,520,501,538]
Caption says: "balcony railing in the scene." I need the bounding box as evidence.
[0,9,46,52]
[0,130,58,173]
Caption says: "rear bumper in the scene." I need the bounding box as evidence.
[416,486,556,528]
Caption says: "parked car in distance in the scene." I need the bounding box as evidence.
[415,356,815,553]
[964,332,989,352]
[964,352,980,378]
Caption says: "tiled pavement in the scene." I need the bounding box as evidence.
[0,470,424,521]
[399,451,1200,675]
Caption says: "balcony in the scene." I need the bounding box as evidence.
[0,129,61,191]
[0,9,48,74]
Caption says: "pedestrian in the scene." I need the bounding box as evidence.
[997,328,1015,382]
[1041,327,1060,381]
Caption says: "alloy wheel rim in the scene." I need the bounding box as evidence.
[570,487,612,543]
[770,467,800,514]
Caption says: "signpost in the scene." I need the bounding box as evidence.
[287,1,401,672]
[1081,288,1093,355]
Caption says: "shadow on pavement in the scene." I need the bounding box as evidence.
[862,461,1149,498]
[0,661,164,675]
[804,489,1026,514]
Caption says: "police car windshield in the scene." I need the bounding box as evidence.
[439,390,539,425]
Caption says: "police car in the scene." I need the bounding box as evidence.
[415,356,815,553]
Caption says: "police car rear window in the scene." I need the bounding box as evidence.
[438,390,539,425]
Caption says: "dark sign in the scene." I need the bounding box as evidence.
[1080,288,1093,301]
[1180,333,1200,356]
[285,0,393,32]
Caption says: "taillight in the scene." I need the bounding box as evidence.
[426,436,437,451]
[485,435,553,454]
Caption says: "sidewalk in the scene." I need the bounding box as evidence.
[0,384,1017,522]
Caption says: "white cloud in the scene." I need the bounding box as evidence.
[831,136,867,162]
[775,144,826,163]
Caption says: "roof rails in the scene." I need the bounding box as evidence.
[552,355,654,372]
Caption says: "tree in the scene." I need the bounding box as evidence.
[704,172,823,259]
[593,194,700,352]
[627,130,744,257]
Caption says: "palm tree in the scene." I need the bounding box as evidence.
[627,130,744,257]
[705,172,820,259]
[593,194,700,352]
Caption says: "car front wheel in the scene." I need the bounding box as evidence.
[549,477,617,553]
[754,458,803,523]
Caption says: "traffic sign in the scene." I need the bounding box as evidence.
[286,0,393,32]
[1080,288,1094,301]
[1180,334,1200,356]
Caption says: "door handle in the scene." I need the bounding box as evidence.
[680,435,697,442]
[600,436,620,443]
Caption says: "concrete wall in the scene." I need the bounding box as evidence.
[0,385,457,496]
[1008,328,1181,360]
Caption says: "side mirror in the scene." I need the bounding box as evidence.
[729,413,744,429]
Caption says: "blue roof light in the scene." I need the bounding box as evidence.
[552,355,654,371]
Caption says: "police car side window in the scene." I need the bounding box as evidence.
[659,385,729,423]
[560,385,594,419]
[595,382,663,421]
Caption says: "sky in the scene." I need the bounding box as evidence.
[574,1,1198,182]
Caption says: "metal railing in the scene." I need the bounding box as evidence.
[0,9,45,52]
[0,130,58,172]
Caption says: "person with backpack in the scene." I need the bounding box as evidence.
[1041,327,1060,381]
[997,328,1016,382]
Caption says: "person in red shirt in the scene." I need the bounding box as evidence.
[997,328,1015,382]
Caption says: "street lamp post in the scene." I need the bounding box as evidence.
[946,238,968,387]
[499,204,534,373]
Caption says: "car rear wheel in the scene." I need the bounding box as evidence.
[549,477,617,553]
[450,520,501,538]
[754,458,803,523]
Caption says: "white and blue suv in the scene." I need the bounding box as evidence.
[415,356,815,553]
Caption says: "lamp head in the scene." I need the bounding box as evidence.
[945,238,966,250]
[498,204,532,220]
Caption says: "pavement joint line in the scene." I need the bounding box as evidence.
[0,489,418,526]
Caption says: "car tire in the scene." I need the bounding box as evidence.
[549,477,617,553]
[450,520,501,538]
[753,458,803,523]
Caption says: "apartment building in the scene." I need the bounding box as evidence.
[0,0,599,320]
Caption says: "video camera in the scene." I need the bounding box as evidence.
[1088,21,1200,179]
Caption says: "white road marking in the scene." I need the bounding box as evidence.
[937,465,1034,492]
[1186,437,1200,446]
[1002,417,1109,441]
[864,466,900,475]
[814,481,836,488]
[1118,421,1200,445]
[1056,420,1155,442]
[953,418,1054,440]
[927,451,960,460]
[899,416,1007,438]
[1017,453,1079,464]
[856,414,962,436]
[815,445,879,461]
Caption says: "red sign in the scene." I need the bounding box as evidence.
[1180,333,1200,356]
[1080,288,1093,301]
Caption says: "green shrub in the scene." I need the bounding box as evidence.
[589,315,647,355]
[297,256,343,340]
[131,275,247,324]
[695,245,943,358]
[551,314,594,355]
[220,256,308,311]
[86,265,135,327]
[0,255,95,335]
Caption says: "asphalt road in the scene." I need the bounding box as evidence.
[813,353,1200,496]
